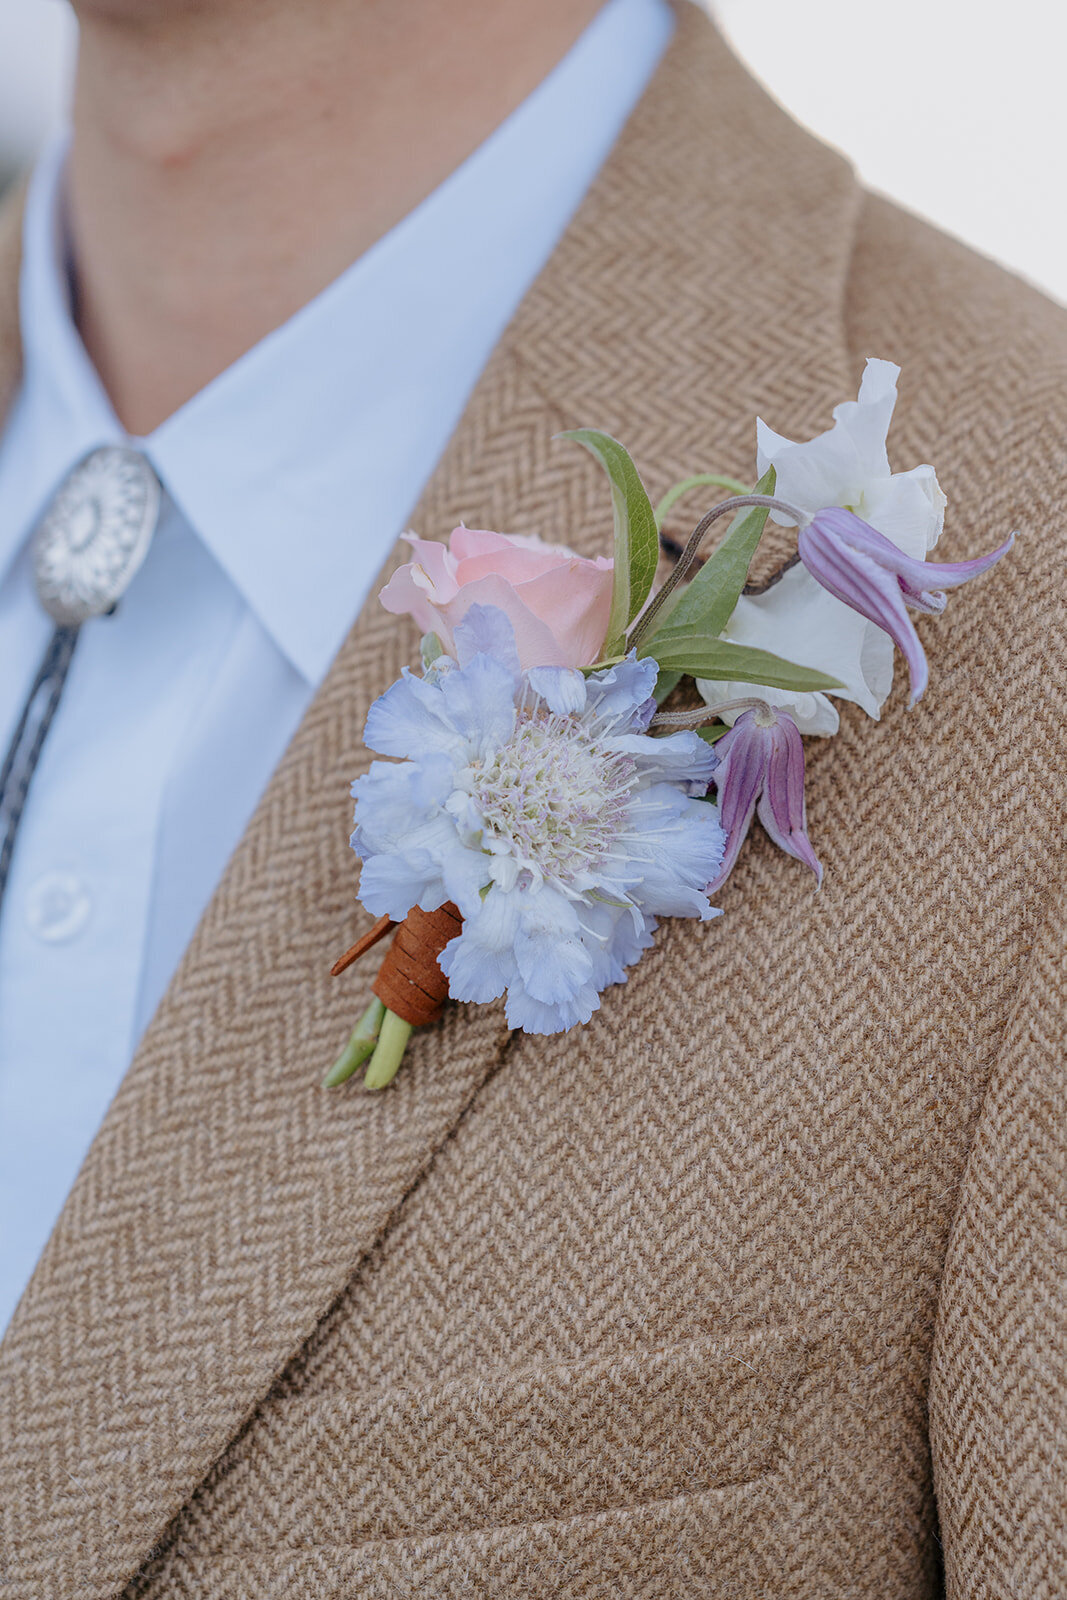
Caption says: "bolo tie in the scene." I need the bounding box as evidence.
[0,445,162,919]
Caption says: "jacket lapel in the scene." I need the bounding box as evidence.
[0,9,860,1593]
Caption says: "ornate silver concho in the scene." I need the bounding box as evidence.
[31,446,162,626]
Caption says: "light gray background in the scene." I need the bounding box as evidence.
[0,0,1063,305]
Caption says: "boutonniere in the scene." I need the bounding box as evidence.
[324,359,1013,1089]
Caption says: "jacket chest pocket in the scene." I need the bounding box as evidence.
[204,1325,808,1549]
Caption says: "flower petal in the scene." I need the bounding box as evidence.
[757,418,862,525]
[356,849,446,921]
[709,560,893,725]
[898,532,1016,599]
[350,753,454,854]
[755,718,822,886]
[452,603,522,676]
[756,358,900,527]
[527,666,588,716]
[513,885,594,1006]
[507,560,614,667]
[504,981,600,1035]
[860,463,946,557]
[583,653,659,727]
[830,356,898,481]
[450,526,580,563]
[705,720,765,893]
[577,898,656,990]
[439,845,495,920]
[608,728,717,793]
[623,786,724,918]
[362,670,467,759]
[710,717,772,838]
[436,652,518,757]
[705,806,755,894]
[378,535,460,630]
[440,574,578,670]
[439,888,520,1004]
[798,517,930,704]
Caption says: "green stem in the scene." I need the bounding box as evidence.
[322,996,386,1087]
[628,492,800,654]
[364,1009,414,1090]
[653,473,750,531]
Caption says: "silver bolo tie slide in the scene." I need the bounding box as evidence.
[0,446,162,916]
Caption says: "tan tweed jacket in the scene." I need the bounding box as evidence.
[0,7,1065,1597]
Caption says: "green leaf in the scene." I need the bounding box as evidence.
[420,631,445,671]
[645,466,776,645]
[653,668,683,704]
[645,638,843,694]
[696,723,731,745]
[636,464,837,697]
[559,429,658,657]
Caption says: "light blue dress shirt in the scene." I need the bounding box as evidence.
[0,0,673,1330]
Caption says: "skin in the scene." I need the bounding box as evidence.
[66,0,604,434]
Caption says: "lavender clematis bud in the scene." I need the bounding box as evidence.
[708,707,821,893]
[798,508,1015,707]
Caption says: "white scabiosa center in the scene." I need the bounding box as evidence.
[465,710,637,883]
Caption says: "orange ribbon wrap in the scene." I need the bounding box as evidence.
[371,902,462,1025]
[332,902,463,1026]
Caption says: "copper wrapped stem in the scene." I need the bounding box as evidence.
[330,913,395,977]
[331,900,462,1031]
[370,901,462,1025]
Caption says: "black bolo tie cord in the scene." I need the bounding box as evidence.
[0,624,80,917]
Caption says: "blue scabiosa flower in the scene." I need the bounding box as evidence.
[350,605,725,1035]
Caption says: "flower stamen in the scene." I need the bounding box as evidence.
[463,706,640,885]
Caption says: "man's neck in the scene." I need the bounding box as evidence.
[67,0,604,435]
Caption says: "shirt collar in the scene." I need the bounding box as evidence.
[1,0,673,685]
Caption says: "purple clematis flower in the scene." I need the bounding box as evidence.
[707,707,821,893]
[798,508,1014,707]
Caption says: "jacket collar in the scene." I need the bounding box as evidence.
[0,8,860,1591]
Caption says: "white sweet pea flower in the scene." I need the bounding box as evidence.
[698,358,948,735]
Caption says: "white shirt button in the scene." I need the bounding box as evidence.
[25,870,93,942]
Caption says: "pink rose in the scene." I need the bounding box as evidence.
[378,527,614,669]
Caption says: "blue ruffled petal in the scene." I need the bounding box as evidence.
[363,671,465,759]
[513,887,594,1007]
[527,666,587,716]
[351,754,454,854]
[357,850,445,921]
[608,728,717,793]
[578,898,656,990]
[437,653,517,758]
[438,888,520,1004]
[453,603,522,678]
[583,653,659,727]
[622,786,726,918]
[505,981,601,1035]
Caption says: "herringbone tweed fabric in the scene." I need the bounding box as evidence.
[0,186,19,429]
[0,5,1064,1596]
